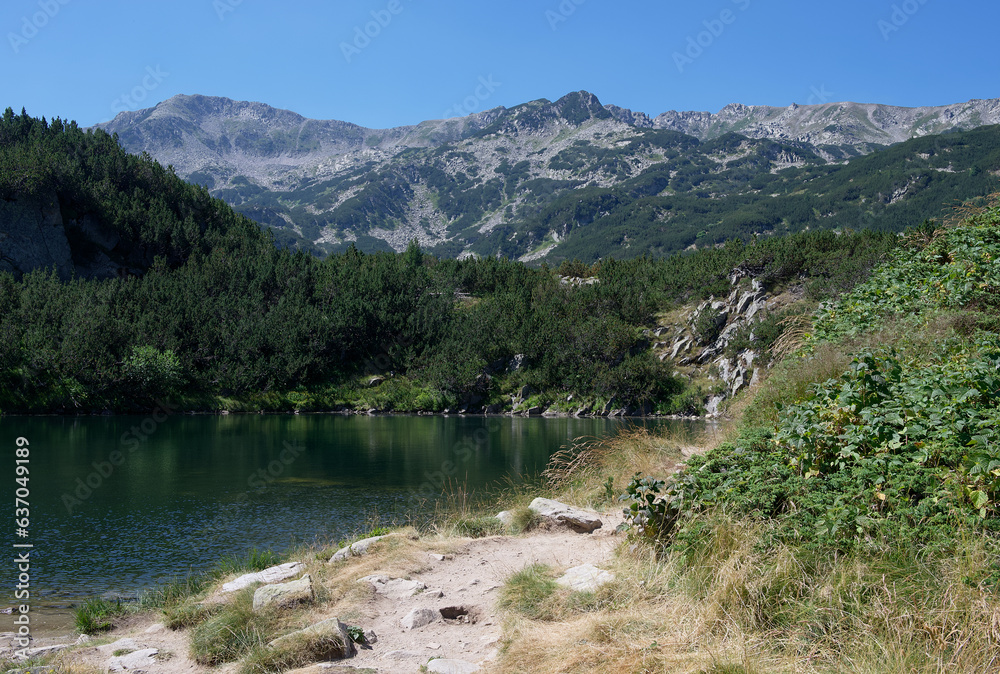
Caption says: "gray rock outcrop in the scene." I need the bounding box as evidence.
[0,195,74,280]
[106,648,158,671]
[252,574,314,611]
[360,575,426,598]
[330,535,389,563]
[222,562,305,593]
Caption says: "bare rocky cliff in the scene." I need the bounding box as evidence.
[0,194,130,280]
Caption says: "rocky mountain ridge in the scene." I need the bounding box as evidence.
[94,91,1000,261]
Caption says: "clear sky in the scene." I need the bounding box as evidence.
[3,0,998,129]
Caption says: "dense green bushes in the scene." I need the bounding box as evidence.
[621,202,1000,555]
[0,109,904,413]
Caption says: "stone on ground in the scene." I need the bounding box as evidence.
[528,498,603,533]
[426,658,480,673]
[400,607,440,630]
[360,575,426,598]
[97,638,140,655]
[253,574,314,611]
[555,563,616,592]
[222,561,305,592]
[268,617,353,660]
[330,535,389,562]
[107,648,158,671]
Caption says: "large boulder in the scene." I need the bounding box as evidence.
[267,617,353,660]
[222,562,305,593]
[528,498,603,533]
[252,574,314,612]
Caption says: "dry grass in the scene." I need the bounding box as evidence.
[492,510,1000,673]
[490,393,1000,674]
[541,424,722,512]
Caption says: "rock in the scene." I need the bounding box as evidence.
[705,394,726,417]
[75,634,92,645]
[360,575,426,598]
[745,298,766,321]
[253,574,314,612]
[484,403,505,414]
[555,564,616,592]
[541,407,560,417]
[16,645,70,660]
[268,617,352,660]
[0,195,74,280]
[285,662,370,674]
[426,659,480,674]
[495,510,514,526]
[507,354,526,373]
[384,649,422,660]
[98,638,141,655]
[400,607,439,630]
[733,291,751,315]
[330,535,389,562]
[525,406,542,416]
[528,498,603,533]
[516,384,532,400]
[144,623,165,633]
[222,561,305,592]
[107,648,158,671]
[669,336,691,359]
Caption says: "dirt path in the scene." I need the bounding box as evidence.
[40,508,625,674]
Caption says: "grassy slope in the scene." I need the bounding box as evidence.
[491,199,1000,673]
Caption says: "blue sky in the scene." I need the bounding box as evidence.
[3,0,998,129]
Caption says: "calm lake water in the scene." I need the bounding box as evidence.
[1,413,691,622]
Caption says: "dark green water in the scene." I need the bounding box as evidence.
[1,413,682,613]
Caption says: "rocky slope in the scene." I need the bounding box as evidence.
[624,98,1000,151]
[94,92,1000,261]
